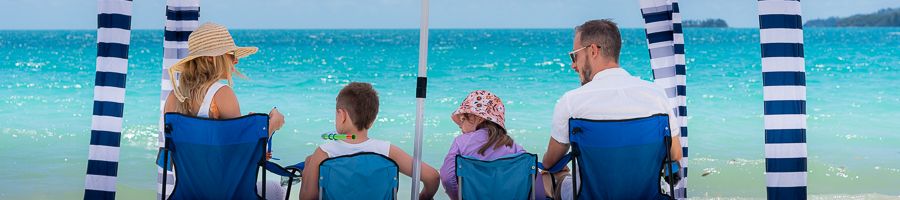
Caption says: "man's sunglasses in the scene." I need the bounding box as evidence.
[568,44,599,63]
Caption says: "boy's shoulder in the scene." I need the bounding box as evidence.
[319,139,392,158]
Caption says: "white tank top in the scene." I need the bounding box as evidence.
[319,139,391,158]
[196,82,227,118]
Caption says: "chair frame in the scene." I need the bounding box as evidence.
[566,114,676,199]
[159,113,270,200]
[455,153,538,200]
[317,152,400,200]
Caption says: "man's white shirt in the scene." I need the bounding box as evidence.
[550,67,680,144]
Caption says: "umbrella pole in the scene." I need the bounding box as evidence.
[411,0,429,199]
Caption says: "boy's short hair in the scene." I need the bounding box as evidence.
[336,82,379,131]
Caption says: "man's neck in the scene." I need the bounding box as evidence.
[343,129,370,144]
[589,63,620,78]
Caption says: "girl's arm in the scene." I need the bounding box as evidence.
[439,138,462,200]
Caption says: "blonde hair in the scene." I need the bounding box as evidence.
[169,55,242,115]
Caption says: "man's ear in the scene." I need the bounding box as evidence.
[590,44,601,58]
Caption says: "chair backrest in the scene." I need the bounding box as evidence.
[456,153,537,200]
[163,113,269,200]
[568,114,671,200]
[318,152,399,200]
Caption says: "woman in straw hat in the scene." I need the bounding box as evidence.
[163,22,287,199]
[163,22,285,136]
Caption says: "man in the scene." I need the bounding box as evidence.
[542,19,683,199]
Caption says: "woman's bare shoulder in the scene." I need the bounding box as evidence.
[164,91,177,113]
[213,85,241,118]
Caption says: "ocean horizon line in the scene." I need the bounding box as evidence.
[5,27,890,31]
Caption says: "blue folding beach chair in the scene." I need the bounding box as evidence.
[455,153,538,200]
[318,152,399,200]
[263,128,306,200]
[263,160,304,200]
[541,114,677,200]
[159,113,270,200]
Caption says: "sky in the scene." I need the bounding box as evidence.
[1,0,899,29]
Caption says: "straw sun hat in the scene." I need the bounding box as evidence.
[168,22,258,101]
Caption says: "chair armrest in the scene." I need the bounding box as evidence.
[266,161,303,178]
[663,161,680,176]
[285,162,305,172]
[537,153,572,173]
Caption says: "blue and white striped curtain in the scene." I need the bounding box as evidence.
[638,0,688,198]
[669,1,688,197]
[757,0,808,199]
[156,0,200,199]
[85,0,133,199]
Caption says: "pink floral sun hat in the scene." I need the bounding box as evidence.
[451,90,506,130]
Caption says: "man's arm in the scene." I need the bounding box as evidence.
[544,94,572,167]
[542,138,570,168]
[670,135,682,161]
[664,94,683,161]
[299,148,327,200]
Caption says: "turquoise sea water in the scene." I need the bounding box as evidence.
[1,28,898,199]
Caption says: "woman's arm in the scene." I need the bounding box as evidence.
[213,87,284,137]
[164,92,177,113]
[213,86,241,119]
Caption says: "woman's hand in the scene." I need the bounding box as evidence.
[269,107,285,132]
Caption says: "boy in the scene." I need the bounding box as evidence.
[299,82,440,199]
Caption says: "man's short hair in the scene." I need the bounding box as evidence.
[337,82,379,131]
[576,19,622,63]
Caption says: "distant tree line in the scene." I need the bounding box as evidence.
[683,19,728,28]
[805,7,900,27]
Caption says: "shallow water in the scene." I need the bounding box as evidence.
[0,28,898,199]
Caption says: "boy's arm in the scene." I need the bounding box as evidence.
[389,145,440,199]
[299,148,328,200]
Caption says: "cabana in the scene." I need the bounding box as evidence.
[83,0,808,199]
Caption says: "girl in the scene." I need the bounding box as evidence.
[440,90,544,199]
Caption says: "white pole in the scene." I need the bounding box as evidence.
[411,0,429,199]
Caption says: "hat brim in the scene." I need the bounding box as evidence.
[451,111,466,127]
[450,110,507,131]
[169,46,258,72]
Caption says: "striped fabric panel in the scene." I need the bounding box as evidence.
[86,0,132,199]
[156,0,200,199]
[639,0,677,103]
[670,0,688,198]
[640,0,690,198]
[758,0,807,199]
